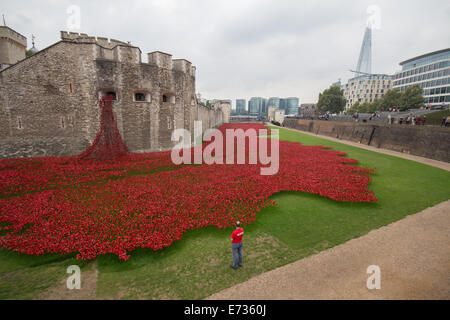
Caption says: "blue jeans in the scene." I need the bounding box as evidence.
[232,242,243,268]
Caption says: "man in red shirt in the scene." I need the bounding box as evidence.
[230,221,244,270]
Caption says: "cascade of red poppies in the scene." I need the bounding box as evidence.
[0,123,377,261]
[78,95,129,160]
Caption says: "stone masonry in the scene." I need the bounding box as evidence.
[0,26,27,70]
[0,31,228,158]
[283,118,450,162]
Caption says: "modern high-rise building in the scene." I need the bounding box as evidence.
[356,27,372,74]
[236,99,247,115]
[248,97,262,116]
[261,98,268,115]
[285,97,300,115]
[344,74,393,109]
[343,24,392,110]
[246,96,300,116]
[279,98,287,111]
[392,48,450,105]
[267,97,281,110]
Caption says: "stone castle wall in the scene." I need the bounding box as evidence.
[283,119,450,162]
[0,26,27,67]
[0,32,227,159]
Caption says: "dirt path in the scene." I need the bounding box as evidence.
[272,124,450,172]
[38,260,98,300]
[207,200,450,300]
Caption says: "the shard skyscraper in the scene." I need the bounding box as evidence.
[355,27,372,74]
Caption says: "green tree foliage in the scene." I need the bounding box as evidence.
[317,85,346,114]
[25,49,35,58]
[348,85,425,113]
[347,102,360,114]
[380,88,402,111]
[400,84,425,110]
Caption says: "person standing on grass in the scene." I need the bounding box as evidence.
[230,221,244,270]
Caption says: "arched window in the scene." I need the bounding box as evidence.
[135,93,145,101]
[134,92,151,102]
[98,90,117,100]
[162,93,175,104]
[105,91,117,100]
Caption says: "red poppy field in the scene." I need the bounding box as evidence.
[0,123,377,261]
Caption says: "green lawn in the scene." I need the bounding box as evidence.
[1,127,449,299]
[424,109,450,126]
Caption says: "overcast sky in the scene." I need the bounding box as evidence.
[2,0,449,107]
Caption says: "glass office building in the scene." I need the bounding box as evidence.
[393,48,450,105]
[279,98,287,111]
[285,97,300,115]
[261,98,268,115]
[248,97,263,116]
[267,97,281,110]
[236,99,246,115]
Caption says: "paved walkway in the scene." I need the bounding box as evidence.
[207,126,450,300]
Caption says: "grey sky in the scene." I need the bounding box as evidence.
[2,0,449,107]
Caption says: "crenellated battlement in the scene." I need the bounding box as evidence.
[60,31,129,49]
[60,31,196,75]
[147,51,172,69]
[173,59,191,73]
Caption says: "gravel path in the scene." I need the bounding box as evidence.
[207,126,450,300]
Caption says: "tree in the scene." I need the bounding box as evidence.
[26,49,34,58]
[370,99,382,113]
[400,84,425,110]
[348,100,379,114]
[348,101,361,114]
[317,85,346,114]
[380,88,402,111]
[359,102,373,113]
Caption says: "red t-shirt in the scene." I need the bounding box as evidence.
[231,228,244,244]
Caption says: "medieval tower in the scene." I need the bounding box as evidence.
[0,29,229,158]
